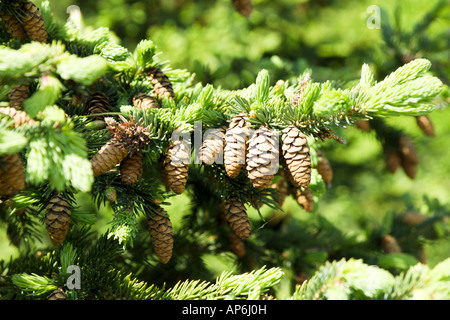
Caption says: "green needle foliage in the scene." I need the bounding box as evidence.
[0,1,448,300]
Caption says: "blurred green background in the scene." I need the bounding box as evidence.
[1,0,449,290]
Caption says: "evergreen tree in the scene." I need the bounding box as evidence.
[0,1,448,300]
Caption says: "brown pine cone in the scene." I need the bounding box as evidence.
[224,196,251,241]
[0,107,35,127]
[224,112,250,178]
[48,287,67,300]
[315,151,333,186]
[8,84,29,109]
[120,151,143,185]
[381,234,402,254]
[132,92,160,110]
[246,126,279,189]
[0,153,26,193]
[163,139,190,194]
[22,1,48,43]
[45,195,71,246]
[200,127,226,165]
[415,115,435,137]
[282,125,311,188]
[231,0,253,17]
[385,150,401,174]
[1,9,28,40]
[84,92,111,121]
[91,139,129,177]
[271,171,289,208]
[147,67,175,100]
[292,187,314,212]
[147,206,173,264]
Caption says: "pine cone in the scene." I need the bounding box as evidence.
[228,233,246,258]
[231,0,253,17]
[91,139,129,177]
[84,92,111,121]
[224,112,250,178]
[381,234,402,254]
[45,195,71,246]
[415,115,435,137]
[398,134,418,179]
[120,151,143,185]
[132,92,160,110]
[385,149,401,174]
[22,1,47,43]
[8,84,29,109]
[401,211,428,226]
[0,107,35,127]
[105,187,117,203]
[0,9,28,40]
[200,127,225,165]
[0,153,26,193]
[147,67,175,100]
[282,125,311,188]
[48,287,67,300]
[246,126,279,189]
[292,187,314,212]
[224,196,251,241]
[315,151,333,186]
[356,119,371,131]
[163,139,190,194]
[147,206,173,264]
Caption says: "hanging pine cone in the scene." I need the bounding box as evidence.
[91,139,129,177]
[0,107,35,127]
[8,84,29,109]
[90,116,150,177]
[246,126,279,189]
[22,1,47,43]
[132,92,160,110]
[281,125,311,188]
[45,195,71,246]
[224,112,250,178]
[120,151,143,185]
[200,127,226,165]
[415,115,435,137]
[84,92,111,121]
[223,196,251,241]
[398,134,419,179]
[0,153,26,194]
[228,233,246,258]
[315,151,333,186]
[0,8,28,40]
[401,211,428,226]
[147,67,175,100]
[356,119,371,131]
[292,187,314,212]
[0,179,16,197]
[381,234,402,254]
[48,287,67,300]
[385,149,401,174]
[147,206,173,264]
[231,0,253,17]
[163,139,190,194]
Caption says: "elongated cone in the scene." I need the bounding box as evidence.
[282,125,311,188]
[147,67,175,100]
[84,92,111,121]
[163,139,190,194]
[133,92,160,110]
[45,195,71,246]
[401,211,427,226]
[415,115,435,137]
[148,206,173,264]
[0,107,35,127]
[22,1,47,43]
[0,153,26,193]
[48,288,67,300]
[8,84,29,109]
[398,134,418,179]
[246,126,279,189]
[120,151,143,185]
[385,149,401,174]
[224,112,250,178]
[0,9,28,40]
[381,234,402,254]
[228,233,246,258]
[200,127,226,165]
[231,0,253,17]
[91,139,129,177]
[292,187,314,212]
[224,196,251,240]
[316,151,333,186]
